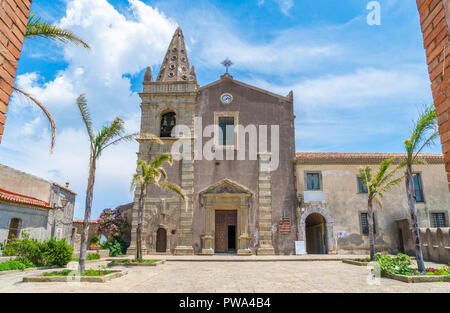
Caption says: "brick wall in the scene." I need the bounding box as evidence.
[416,0,450,191]
[0,0,32,144]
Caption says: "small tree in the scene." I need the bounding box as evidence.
[403,105,439,273]
[131,156,185,260]
[359,157,404,260]
[77,95,138,273]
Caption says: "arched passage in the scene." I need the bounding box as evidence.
[305,213,327,254]
[298,207,334,254]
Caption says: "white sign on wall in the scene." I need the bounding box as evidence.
[295,241,306,255]
[337,231,346,239]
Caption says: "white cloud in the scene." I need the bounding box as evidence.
[1,0,177,218]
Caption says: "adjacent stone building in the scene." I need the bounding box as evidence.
[0,164,76,246]
[296,153,449,255]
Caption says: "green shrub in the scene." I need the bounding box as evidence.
[374,253,413,276]
[2,234,73,267]
[102,239,127,257]
[87,253,100,261]
[0,260,27,271]
[1,235,20,256]
[41,238,73,267]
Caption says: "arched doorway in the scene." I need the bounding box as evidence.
[156,228,167,252]
[305,213,328,254]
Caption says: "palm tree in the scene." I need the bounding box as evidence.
[8,13,90,153]
[359,157,404,260]
[131,157,185,260]
[403,105,439,273]
[76,94,141,274]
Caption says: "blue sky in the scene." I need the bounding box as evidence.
[0,0,439,219]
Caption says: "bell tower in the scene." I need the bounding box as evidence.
[128,27,198,256]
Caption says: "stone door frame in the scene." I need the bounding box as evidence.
[298,207,334,254]
[199,179,253,256]
[151,224,171,254]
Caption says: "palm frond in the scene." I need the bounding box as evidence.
[151,154,173,169]
[412,131,439,163]
[26,13,90,49]
[140,132,163,145]
[378,176,404,197]
[12,86,56,154]
[407,105,438,158]
[103,133,138,150]
[158,182,186,201]
[373,197,383,211]
[76,94,94,143]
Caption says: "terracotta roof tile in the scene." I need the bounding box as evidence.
[52,182,77,195]
[0,188,51,209]
[296,152,444,164]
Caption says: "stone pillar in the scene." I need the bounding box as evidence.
[174,152,195,255]
[416,0,450,190]
[237,197,252,255]
[127,201,139,256]
[201,203,214,255]
[257,152,275,255]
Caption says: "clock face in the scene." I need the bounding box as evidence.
[221,93,233,104]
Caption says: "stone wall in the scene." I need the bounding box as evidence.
[0,0,32,144]
[420,227,450,263]
[416,0,450,190]
[71,220,98,251]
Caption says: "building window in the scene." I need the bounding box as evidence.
[218,117,235,146]
[431,213,447,228]
[7,218,21,240]
[357,177,368,194]
[360,213,376,235]
[306,173,321,190]
[413,173,424,203]
[160,112,176,138]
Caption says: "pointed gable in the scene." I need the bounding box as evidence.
[156,27,195,82]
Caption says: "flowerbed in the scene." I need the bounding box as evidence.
[108,259,164,267]
[42,268,115,277]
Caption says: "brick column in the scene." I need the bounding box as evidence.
[0,0,32,144]
[416,0,450,191]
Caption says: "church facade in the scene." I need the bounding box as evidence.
[127,28,450,256]
[127,28,297,256]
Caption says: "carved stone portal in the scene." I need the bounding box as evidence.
[199,179,253,256]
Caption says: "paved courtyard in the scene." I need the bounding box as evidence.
[0,260,449,293]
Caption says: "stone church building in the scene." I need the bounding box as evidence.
[127,28,449,256]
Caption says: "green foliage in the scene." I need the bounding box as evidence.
[0,260,27,271]
[425,266,448,276]
[374,253,414,276]
[42,269,74,277]
[41,238,73,267]
[1,234,73,267]
[102,239,127,257]
[87,253,100,261]
[26,13,90,49]
[90,234,100,244]
[95,208,129,241]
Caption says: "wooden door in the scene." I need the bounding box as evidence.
[156,228,167,252]
[215,210,237,253]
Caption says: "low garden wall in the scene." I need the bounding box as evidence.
[420,227,450,264]
[73,249,109,259]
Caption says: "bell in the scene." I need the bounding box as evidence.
[162,118,168,127]
[170,120,175,127]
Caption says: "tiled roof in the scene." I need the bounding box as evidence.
[72,220,98,224]
[52,182,77,195]
[296,152,444,164]
[0,188,51,209]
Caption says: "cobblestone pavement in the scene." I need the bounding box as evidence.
[0,261,449,293]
